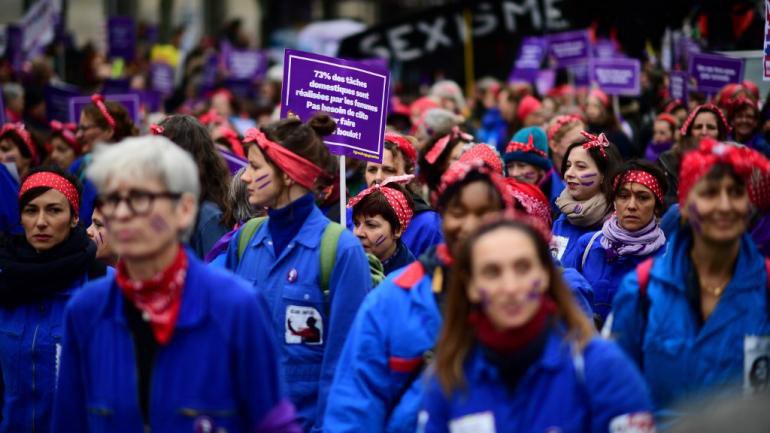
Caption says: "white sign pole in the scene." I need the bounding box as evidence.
[339,155,346,227]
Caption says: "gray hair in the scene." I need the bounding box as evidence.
[86,136,200,239]
[229,167,258,222]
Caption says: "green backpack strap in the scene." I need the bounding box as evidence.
[319,222,344,298]
[237,217,267,261]
[366,253,386,288]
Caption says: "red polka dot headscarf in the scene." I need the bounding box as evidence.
[613,170,664,204]
[347,175,415,231]
[19,171,80,215]
[678,138,770,208]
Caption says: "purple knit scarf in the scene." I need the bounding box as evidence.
[600,214,666,260]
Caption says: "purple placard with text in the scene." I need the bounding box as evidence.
[225,49,268,80]
[549,30,591,66]
[45,83,81,121]
[281,49,390,163]
[593,38,620,59]
[107,16,136,61]
[568,63,590,87]
[669,71,688,102]
[509,37,548,83]
[590,58,640,95]
[535,69,556,95]
[150,62,175,95]
[68,94,140,125]
[688,53,744,93]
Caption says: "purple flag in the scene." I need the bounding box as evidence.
[590,58,641,96]
[688,53,744,93]
[107,16,136,61]
[281,49,390,163]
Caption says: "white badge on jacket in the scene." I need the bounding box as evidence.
[448,411,496,433]
[285,305,323,345]
[744,335,770,394]
[609,412,655,433]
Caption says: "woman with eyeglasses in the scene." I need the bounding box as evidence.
[0,165,107,433]
[52,136,298,433]
[70,93,138,228]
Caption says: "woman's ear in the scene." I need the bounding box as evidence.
[393,225,405,240]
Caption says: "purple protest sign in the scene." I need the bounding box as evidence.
[150,62,175,95]
[509,37,548,83]
[5,25,23,73]
[669,71,688,102]
[281,49,390,163]
[45,83,81,121]
[590,58,640,96]
[68,94,140,125]
[688,53,743,93]
[548,30,591,66]
[568,63,590,87]
[535,69,556,95]
[593,38,620,59]
[225,49,268,81]
[107,16,136,61]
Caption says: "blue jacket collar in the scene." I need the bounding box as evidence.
[251,205,328,250]
[105,250,207,329]
[651,224,766,294]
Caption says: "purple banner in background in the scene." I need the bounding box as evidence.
[45,83,82,121]
[593,38,620,59]
[150,62,175,95]
[688,52,744,93]
[669,71,688,102]
[5,25,23,73]
[509,36,548,83]
[548,30,590,66]
[225,49,268,80]
[568,63,590,87]
[107,16,136,61]
[590,58,640,95]
[68,93,140,125]
[219,149,248,174]
[281,49,390,163]
[535,69,556,95]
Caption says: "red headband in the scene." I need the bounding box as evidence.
[505,178,552,229]
[460,143,504,174]
[614,170,664,203]
[1,123,38,164]
[679,103,730,137]
[424,126,473,164]
[91,94,116,129]
[655,113,678,131]
[546,114,582,142]
[384,132,417,163]
[505,134,547,158]
[663,99,684,114]
[198,109,225,126]
[432,159,515,209]
[679,138,770,207]
[727,96,758,120]
[243,128,325,190]
[49,120,80,153]
[218,127,245,158]
[19,172,79,215]
[589,88,610,108]
[149,124,164,135]
[579,130,610,158]
[347,175,415,230]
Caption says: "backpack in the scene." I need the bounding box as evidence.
[237,216,384,293]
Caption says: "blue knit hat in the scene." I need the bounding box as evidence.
[503,126,551,170]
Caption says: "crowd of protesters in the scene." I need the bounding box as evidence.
[0,17,770,433]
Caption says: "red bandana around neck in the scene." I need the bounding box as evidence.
[116,246,189,345]
[468,296,556,355]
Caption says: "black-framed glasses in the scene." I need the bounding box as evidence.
[96,189,182,217]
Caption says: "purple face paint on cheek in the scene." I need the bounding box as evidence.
[257,180,272,190]
[477,287,490,307]
[580,181,595,186]
[254,173,269,183]
[687,203,703,233]
[579,173,598,179]
[374,235,386,246]
[98,231,104,246]
[149,216,170,233]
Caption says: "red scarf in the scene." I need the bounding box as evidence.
[468,296,556,355]
[116,246,188,345]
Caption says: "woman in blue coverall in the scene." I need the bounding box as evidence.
[563,160,669,325]
[0,166,107,433]
[324,159,594,433]
[225,114,371,433]
[610,139,770,415]
[349,132,444,257]
[552,131,621,263]
[52,136,297,433]
[421,218,654,433]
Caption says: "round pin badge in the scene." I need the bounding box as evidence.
[287,268,298,283]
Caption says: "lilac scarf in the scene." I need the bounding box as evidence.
[644,140,673,162]
[600,214,666,260]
